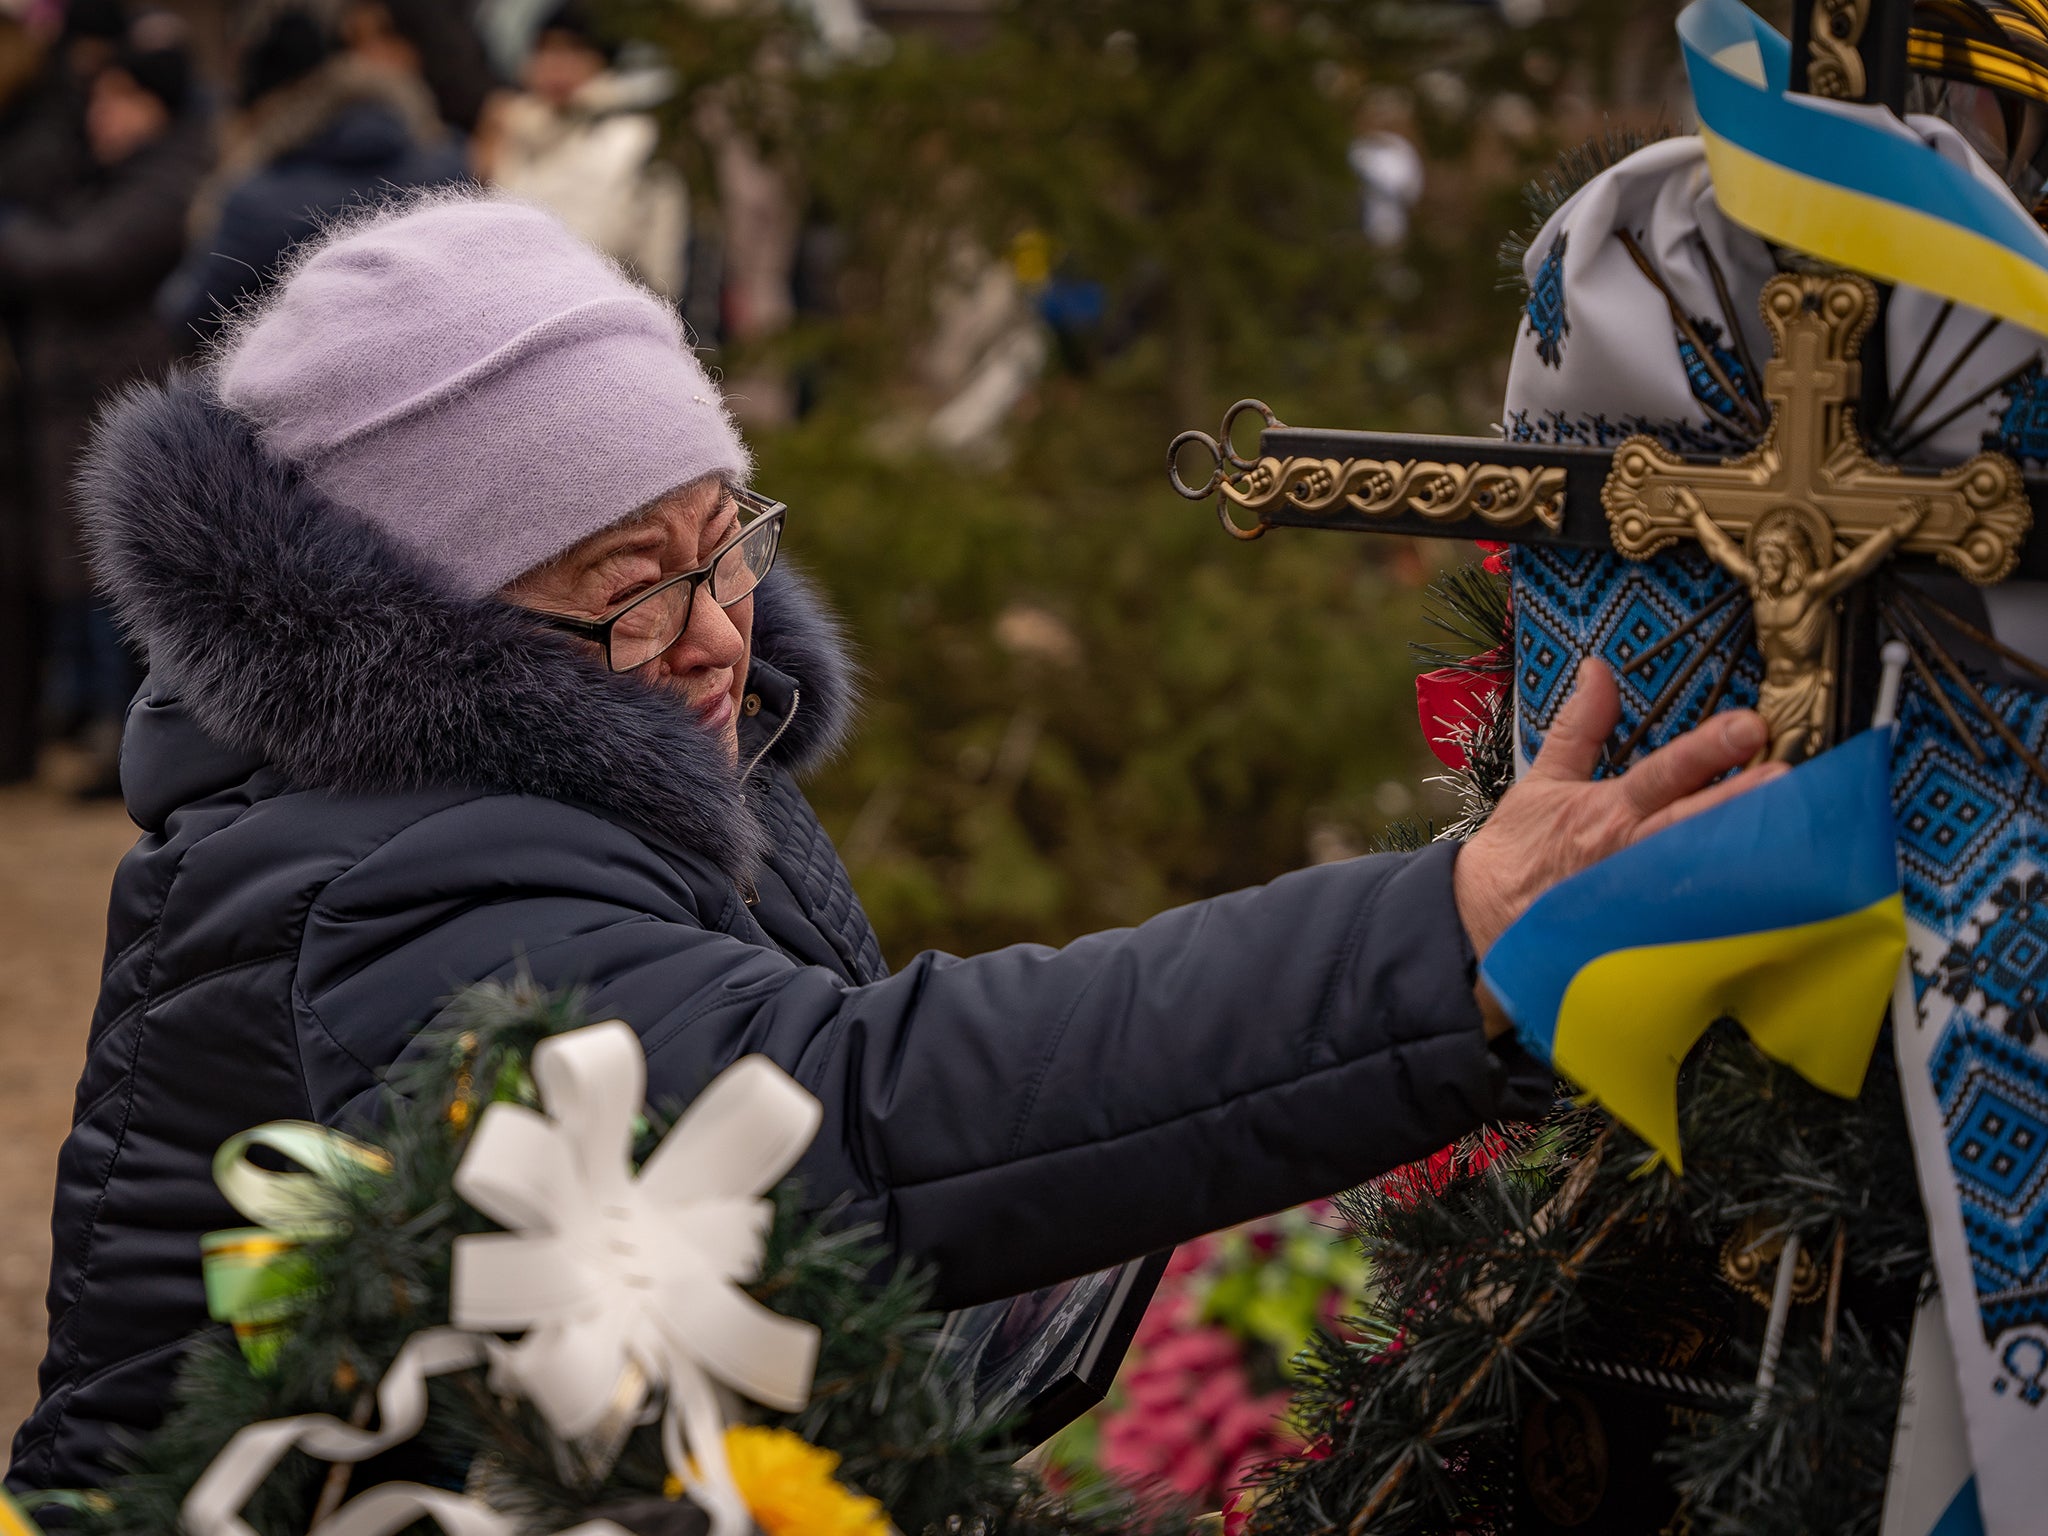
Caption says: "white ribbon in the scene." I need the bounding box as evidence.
[183,1327,485,1536]
[180,1325,636,1536]
[315,1485,625,1536]
[450,1025,824,1536]
[190,1400,638,1536]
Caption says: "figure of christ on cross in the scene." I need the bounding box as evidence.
[1682,486,1925,764]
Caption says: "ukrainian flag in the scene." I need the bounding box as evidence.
[1479,728,1905,1170]
[1681,0,2048,340]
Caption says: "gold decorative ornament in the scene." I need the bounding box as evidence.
[448,1030,478,1128]
[1167,398,1567,543]
[1809,0,1872,98]
[1602,271,2030,760]
[1690,490,1921,761]
[1603,274,2027,582]
[1718,1216,1826,1308]
[1226,454,1566,531]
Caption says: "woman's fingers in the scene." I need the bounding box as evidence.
[1616,708,1769,819]
[1529,659,1621,783]
[1633,758,1788,842]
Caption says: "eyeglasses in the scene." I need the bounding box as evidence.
[529,488,785,673]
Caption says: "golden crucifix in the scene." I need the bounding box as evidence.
[1601,271,2030,762]
[1682,492,1919,761]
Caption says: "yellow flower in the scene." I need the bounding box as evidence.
[663,1426,889,1536]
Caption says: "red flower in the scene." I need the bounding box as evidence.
[1415,657,1506,771]
[1374,1128,1515,1206]
[1222,1482,1258,1536]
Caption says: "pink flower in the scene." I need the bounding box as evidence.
[1191,1370,1249,1421]
[1165,1443,1224,1497]
[1094,1236,1315,1509]
[1142,1327,1239,1375]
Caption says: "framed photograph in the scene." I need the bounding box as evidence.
[932,1251,1170,1448]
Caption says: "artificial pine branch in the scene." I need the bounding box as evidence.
[1428,682,1515,843]
[1370,820,1436,854]
[1413,565,1512,674]
[1247,1024,1927,1536]
[1661,1316,1899,1536]
[1345,1198,1630,1533]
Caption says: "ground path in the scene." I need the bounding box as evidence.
[0,788,138,1469]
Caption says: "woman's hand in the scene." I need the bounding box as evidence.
[1454,658,1784,1034]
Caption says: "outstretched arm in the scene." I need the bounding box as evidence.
[306,670,1772,1307]
[307,804,1551,1308]
[1681,490,1756,584]
[1816,502,1924,596]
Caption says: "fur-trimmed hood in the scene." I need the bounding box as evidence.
[84,374,858,883]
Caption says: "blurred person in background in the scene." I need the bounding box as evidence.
[0,0,128,784]
[157,2,466,343]
[0,8,208,795]
[473,0,687,299]
[0,0,55,786]
[473,0,557,80]
[340,0,496,134]
[0,0,124,209]
[1347,89,1424,251]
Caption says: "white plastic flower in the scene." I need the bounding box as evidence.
[451,1022,823,1536]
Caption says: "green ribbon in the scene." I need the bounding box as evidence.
[199,1121,390,1371]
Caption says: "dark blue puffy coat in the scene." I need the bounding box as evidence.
[8,376,1548,1491]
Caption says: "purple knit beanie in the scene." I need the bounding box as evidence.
[216,193,748,597]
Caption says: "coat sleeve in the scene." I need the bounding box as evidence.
[297,796,1550,1309]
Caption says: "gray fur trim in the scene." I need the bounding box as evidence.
[80,374,859,883]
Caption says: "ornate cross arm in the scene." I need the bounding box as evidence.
[1605,275,2030,584]
[1171,276,2048,583]
[1169,401,1612,549]
[1172,400,2048,579]
[1168,272,2048,764]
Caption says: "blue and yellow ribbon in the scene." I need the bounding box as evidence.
[1480,729,1907,1170]
[1681,0,2048,339]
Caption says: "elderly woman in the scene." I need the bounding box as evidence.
[10,194,1774,1489]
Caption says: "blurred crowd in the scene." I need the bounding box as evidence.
[0,0,760,795]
